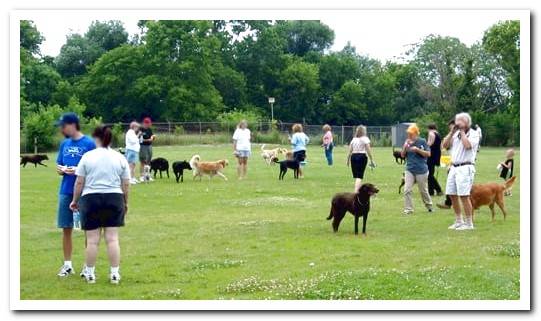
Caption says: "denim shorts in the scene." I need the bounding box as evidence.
[125,149,138,164]
[57,194,74,228]
[236,150,251,158]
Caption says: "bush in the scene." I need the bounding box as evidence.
[23,105,63,152]
[217,109,263,130]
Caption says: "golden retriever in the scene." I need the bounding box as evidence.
[260,144,288,165]
[189,155,229,181]
[470,176,516,222]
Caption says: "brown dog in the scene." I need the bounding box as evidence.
[189,154,229,181]
[470,176,516,222]
[327,183,379,235]
[20,154,49,167]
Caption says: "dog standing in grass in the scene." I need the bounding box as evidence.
[189,155,229,181]
[327,183,379,235]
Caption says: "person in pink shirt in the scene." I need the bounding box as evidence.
[322,124,334,166]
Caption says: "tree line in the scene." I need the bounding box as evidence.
[20,19,520,149]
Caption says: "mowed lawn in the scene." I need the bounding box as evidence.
[19,145,520,300]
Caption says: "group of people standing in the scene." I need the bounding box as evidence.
[124,117,156,184]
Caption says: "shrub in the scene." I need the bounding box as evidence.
[23,104,63,152]
[217,109,263,130]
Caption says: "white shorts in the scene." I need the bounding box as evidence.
[445,165,476,196]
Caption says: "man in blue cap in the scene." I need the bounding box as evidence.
[54,112,96,277]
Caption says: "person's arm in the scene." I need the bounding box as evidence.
[427,131,435,146]
[232,130,238,151]
[346,143,353,166]
[366,144,375,165]
[459,130,473,150]
[69,176,85,211]
[411,145,431,158]
[400,140,409,158]
[121,178,130,215]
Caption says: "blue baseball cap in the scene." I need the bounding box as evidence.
[55,112,80,127]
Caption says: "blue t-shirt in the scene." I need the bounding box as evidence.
[291,132,310,152]
[56,135,96,195]
[405,138,429,175]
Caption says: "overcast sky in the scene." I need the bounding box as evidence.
[31,11,514,62]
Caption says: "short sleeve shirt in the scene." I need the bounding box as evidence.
[56,135,96,195]
[140,127,154,146]
[232,128,251,151]
[450,129,480,164]
[350,136,370,154]
[75,147,130,196]
[405,138,429,175]
[291,132,310,152]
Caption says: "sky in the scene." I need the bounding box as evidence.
[30,11,515,62]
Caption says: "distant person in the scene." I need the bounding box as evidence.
[289,124,310,178]
[232,120,251,179]
[474,124,482,152]
[401,124,433,215]
[70,126,131,284]
[321,124,334,166]
[139,117,156,181]
[437,119,456,210]
[442,112,480,230]
[54,112,96,277]
[125,121,141,184]
[498,148,515,196]
[426,123,443,196]
[346,125,375,193]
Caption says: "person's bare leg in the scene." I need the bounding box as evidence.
[104,227,120,268]
[354,178,362,193]
[129,163,136,180]
[243,159,248,178]
[449,195,463,224]
[62,228,73,261]
[460,195,474,226]
[236,158,242,179]
[85,229,101,268]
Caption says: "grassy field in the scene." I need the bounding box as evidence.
[19,145,520,300]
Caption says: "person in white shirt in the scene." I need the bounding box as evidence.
[232,120,251,179]
[125,121,141,184]
[70,126,131,284]
[346,125,376,193]
[442,112,480,231]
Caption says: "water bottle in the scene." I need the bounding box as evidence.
[73,210,81,230]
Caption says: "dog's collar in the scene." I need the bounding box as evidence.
[355,195,369,207]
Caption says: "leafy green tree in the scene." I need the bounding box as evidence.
[21,60,62,105]
[326,80,367,125]
[276,20,334,57]
[276,58,320,122]
[20,20,44,56]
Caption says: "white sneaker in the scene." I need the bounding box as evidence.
[448,222,464,230]
[456,223,475,231]
[110,272,121,285]
[80,267,96,284]
[149,177,154,181]
[130,178,138,185]
[57,264,74,277]
[140,176,145,182]
[403,210,413,216]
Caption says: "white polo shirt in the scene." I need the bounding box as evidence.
[232,128,251,151]
[449,129,480,165]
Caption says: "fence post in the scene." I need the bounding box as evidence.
[199,122,202,144]
[168,121,171,134]
[341,126,344,145]
[33,137,38,154]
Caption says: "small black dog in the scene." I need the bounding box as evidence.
[272,157,300,180]
[172,160,191,183]
[327,183,379,235]
[20,154,49,167]
[393,148,406,164]
[150,157,170,178]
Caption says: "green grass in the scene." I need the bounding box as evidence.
[19,146,520,300]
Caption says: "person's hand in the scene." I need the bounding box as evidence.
[124,203,128,216]
[64,167,76,175]
[69,201,78,212]
[56,165,65,175]
[151,135,156,141]
[346,160,350,167]
[410,146,419,153]
[369,161,376,168]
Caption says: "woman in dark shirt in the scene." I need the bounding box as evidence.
[426,123,443,196]
[499,149,515,196]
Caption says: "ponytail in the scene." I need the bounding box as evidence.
[92,125,113,147]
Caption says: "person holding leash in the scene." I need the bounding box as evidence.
[442,112,480,230]
[139,117,156,181]
[401,124,433,215]
[289,124,310,178]
[55,112,96,277]
[71,126,131,284]
[347,125,376,193]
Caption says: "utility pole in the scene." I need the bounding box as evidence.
[268,97,275,123]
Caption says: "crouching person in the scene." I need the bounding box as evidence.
[70,126,131,284]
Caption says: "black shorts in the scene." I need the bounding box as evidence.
[79,193,125,230]
[351,153,368,179]
[293,150,306,162]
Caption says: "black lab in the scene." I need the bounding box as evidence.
[172,160,191,183]
[272,157,300,180]
[327,183,379,235]
[20,154,49,167]
[150,157,170,178]
[393,148,406,164]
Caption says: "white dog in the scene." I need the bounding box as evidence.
[260,144,288,165]
[141,165,151,183]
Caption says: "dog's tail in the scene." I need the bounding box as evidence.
[261,144,266,151]
[189,155,200,169]
[271,157,280,164]
[504,176,517,189]
[326,209,333,220]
